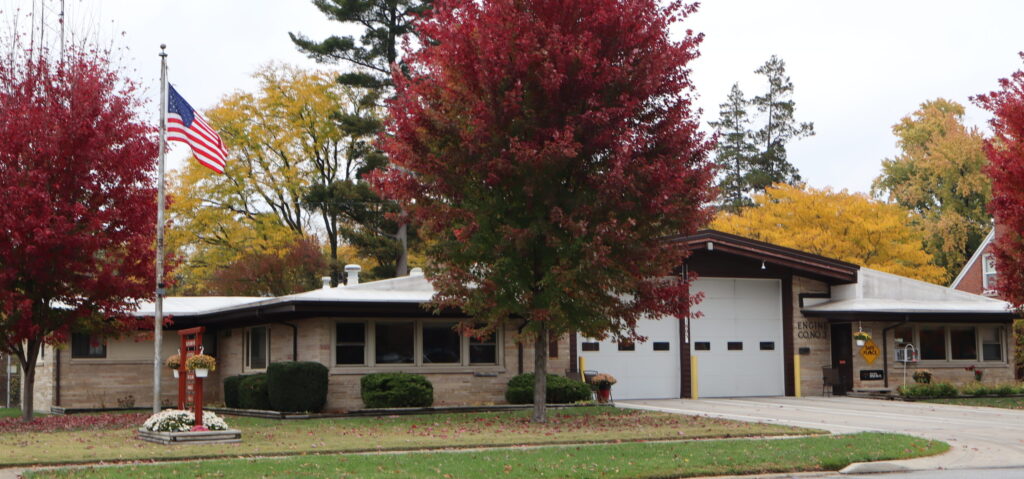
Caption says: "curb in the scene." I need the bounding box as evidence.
[839,461,911,474]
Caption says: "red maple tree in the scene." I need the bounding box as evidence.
[975,54,1024,307]
[373,0,715,421]
[0,50,158,420]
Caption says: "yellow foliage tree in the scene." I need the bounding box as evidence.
[168,64,370,294]
[712,184,946,283]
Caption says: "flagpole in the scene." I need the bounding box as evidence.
[153,44,168,414]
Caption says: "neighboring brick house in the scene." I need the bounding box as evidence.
[951,227,998,298]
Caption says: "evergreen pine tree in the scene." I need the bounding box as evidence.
[709,83,757,212]
[290,0,432,278]
[748,55,814,191]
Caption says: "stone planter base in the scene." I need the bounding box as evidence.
[137,428,242,445]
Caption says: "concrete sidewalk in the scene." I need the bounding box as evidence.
[618,396,1024,473]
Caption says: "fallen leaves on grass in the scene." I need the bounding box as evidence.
[0,413,148,433]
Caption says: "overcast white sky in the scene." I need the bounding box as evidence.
[11,0,1024,194]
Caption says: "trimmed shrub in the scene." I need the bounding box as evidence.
[505,373,592,404]
[267,361,329,412]
[223,375,246,408]
[992,383,1017,397]
[897,382,957,399]
[238,373,271,410]
[361,373,433,408]
[960,381,992,397]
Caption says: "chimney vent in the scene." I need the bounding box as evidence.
[321,276,331,289]
[344,264,362,285]
[410,267,424,276]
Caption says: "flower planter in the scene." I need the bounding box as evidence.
[856,339,865,347]
[596,388,611,403]
[194,368,209,378]
[172,370,179,379]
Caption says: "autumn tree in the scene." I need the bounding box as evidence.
[291,0,434,277]
[872,99,991,283]
[0,50,157,420]
[709,83,757,212]
[974,55,1024,306]
[168,65,358,292]
[713,184,946,283]
[206,237,327,296]
[373,0,715,422]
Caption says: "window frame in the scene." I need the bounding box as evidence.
[900,323,1006,365]
[70,333,107,359]
[243,325,270,371]
[982,253,998,291]
[332,319,501,370]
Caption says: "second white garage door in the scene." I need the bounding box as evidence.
[690,278,784,397]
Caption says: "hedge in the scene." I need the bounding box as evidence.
[223,375,246,408]
[505,373,592,404]
[267,361,329,412]
[361,373,433,408]
[238,373,271,410]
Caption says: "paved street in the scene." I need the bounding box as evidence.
[618,396,1024,473]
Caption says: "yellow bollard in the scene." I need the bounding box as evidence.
[579,356,586,382]
[794,354,802,398]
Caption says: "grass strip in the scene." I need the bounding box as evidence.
[921,397,1024,409]
[25,433,948,479]
[0,407,817,467]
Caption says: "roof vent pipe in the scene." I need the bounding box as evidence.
[410,267,424,276]
[345,264,362,285]
[321,276,331,289]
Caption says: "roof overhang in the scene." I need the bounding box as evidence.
[667,230,860,283]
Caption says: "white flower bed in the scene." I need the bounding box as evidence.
[142,409,229,432]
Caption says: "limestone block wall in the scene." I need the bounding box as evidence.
[791,276,832,397]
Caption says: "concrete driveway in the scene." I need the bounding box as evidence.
[618,396,1024,472]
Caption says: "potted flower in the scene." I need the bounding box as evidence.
[591,373,617,403]
[185,354,216,378]
[853,331,871,347]
[165,354,181,378]
[965,365,983,382]
[912,369,932,384]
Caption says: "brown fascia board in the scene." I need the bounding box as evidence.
[666,229,859,283]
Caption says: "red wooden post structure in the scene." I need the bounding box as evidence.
[178,327,205,429]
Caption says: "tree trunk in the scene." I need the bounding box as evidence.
[19,340,40,422]
[531,325,548,423]
[395,222,408,277]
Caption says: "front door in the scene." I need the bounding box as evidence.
[829,323,854,395]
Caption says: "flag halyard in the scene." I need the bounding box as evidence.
[166,84,228,174]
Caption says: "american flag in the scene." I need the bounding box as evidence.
[167,84,229,174]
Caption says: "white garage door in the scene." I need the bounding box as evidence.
[576,315,680,400]
[690,278,784,397]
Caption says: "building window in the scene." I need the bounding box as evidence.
[336,322,366,365]
[71,334,106,359]
[982,253,998,292]
[902,324,1006,363]
[245,326,269,370]
[423,321,461,364]
[949,327,977,360]
[335,319,499,368]
[981,327,1004,362]
[918,326,946,361]
[376,321,415,364]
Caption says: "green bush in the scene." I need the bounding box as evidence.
[960,382,992,397]
[505,373,592,404]
[223,375,246,408]
[897,382,958,399]
[361,373,433,408]
[267,361,329,412]
[238,373,271,410]
[992,383,1017,397]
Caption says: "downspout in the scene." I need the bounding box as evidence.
[882,315,910,389]
[283,322,298,361]
[517,320,528,375]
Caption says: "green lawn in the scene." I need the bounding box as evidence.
[923,397,1024,409]
[0,408,21,419]
[0,407,817,466]
[25,433,948,479]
